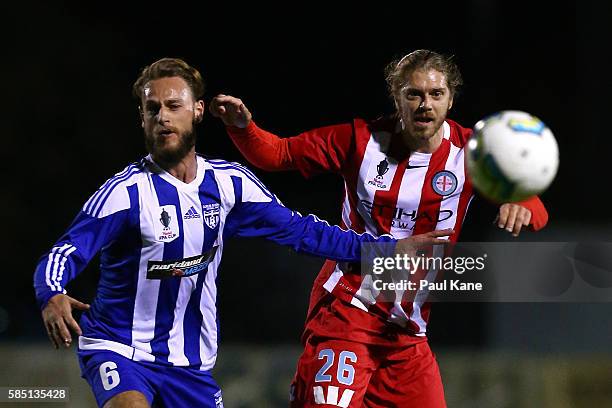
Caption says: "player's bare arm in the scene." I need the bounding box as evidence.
[209,94,252,128]
[41,294,89,349]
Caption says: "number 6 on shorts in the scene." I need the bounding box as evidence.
[99,361,121,391]
[315,349,357,386]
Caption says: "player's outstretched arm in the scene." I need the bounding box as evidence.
[222,164,453,261]
[210,94,355,177]
[41,294,90,349]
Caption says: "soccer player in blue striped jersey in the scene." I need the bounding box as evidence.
[33,58,453,408]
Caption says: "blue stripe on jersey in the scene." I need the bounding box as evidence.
[150,174,185,364]
[183,169,222,366]
[208,162,275,201]
[223,176,243,239]
[84,164,136,215]
[81,183,142,345]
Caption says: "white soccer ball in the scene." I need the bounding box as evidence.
[466,110,559,203]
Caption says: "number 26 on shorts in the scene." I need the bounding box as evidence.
[315,349,357,386]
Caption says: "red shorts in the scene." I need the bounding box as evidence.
[291,266,446,407]
[290,336,446,407]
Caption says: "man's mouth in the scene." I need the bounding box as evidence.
[157,128,177,137]
[413,116,434,127]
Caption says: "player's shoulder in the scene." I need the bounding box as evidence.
[203,155,275,203]
[446,118,473,148]
[366,115,397,133]
[347,115,396,135]
[82,158,147,218]
[204,156,259,180]
[204,156,268,190]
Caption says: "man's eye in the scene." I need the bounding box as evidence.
[169,104,181,110]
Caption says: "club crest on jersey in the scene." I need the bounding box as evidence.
[432,171,458,196]
[202,203,220,229]
[154,205,180,242]
[367,158,392,190]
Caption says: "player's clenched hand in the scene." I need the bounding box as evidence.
[209,94,252,128]
[41,294,90,349]
[395,229,454,257]
[495,203,532,237]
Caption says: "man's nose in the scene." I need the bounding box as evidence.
[420,96,433,110]
[158,106,171,123]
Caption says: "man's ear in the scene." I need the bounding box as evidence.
[194,100,205,124]
[138,106,144,128]
[448,95,454,111]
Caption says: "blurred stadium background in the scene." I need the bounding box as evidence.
[2,1,610,407]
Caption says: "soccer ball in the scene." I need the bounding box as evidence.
[466,110,559,203]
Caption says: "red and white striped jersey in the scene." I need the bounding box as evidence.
[318,118,472,335]
[227,117,547,340]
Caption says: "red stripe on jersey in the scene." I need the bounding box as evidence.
[452,163,474,242]
[342,119,371,233]
[306,120,371,322]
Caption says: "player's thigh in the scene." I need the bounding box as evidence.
[103,390,150,408]
[290,338,376,408]
[78,350,155,408]
[364,341,446,408]
[154,367,223,408]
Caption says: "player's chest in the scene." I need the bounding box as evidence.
[353,138,467,222]
[138,187,223,248]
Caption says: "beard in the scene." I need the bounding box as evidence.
[145,125,197,166]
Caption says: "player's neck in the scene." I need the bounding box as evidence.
[401,126,444,154]
[155,149,198,183]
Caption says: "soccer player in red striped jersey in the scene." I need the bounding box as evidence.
[210,50,548,407]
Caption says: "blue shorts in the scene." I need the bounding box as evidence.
[78,350,223,408]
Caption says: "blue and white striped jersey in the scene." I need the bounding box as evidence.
[34,154,395,370]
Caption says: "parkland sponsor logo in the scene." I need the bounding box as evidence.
[146,246,219,279]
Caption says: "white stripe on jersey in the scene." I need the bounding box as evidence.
[45,244,76,292]
[409,244,445,333]
[341,184,353,229]
[165,190,206,366]
[56,245,77,290]
[355,131,393,235]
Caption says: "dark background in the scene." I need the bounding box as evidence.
[2,2,609,350]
